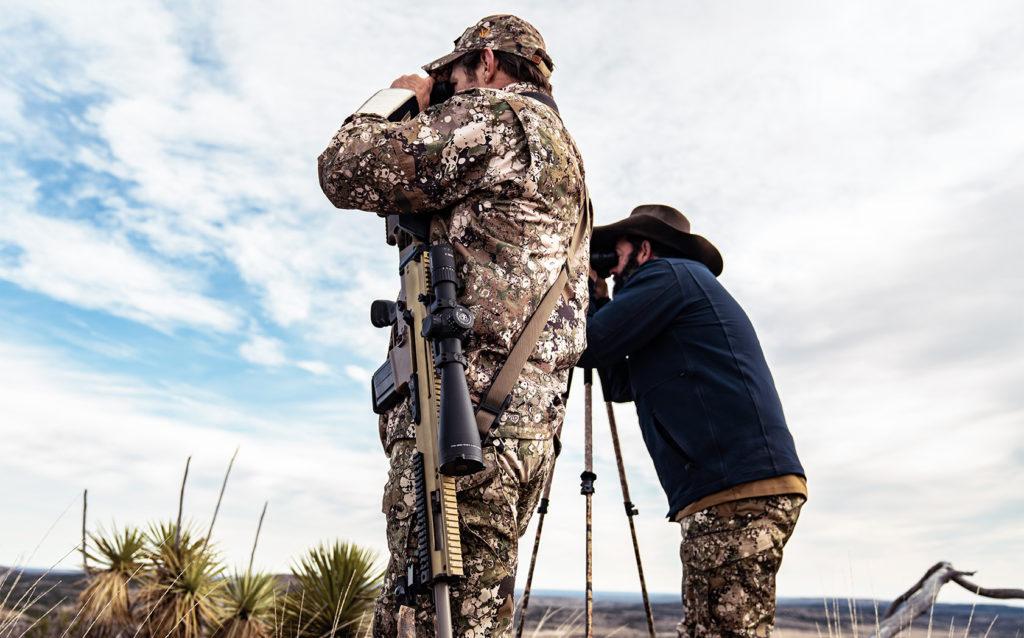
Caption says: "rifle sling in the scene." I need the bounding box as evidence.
[475,187,593,437]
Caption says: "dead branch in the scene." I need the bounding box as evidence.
[951,574,1024,600]
[872,562,1024,638]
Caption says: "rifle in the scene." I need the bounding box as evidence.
[370,215,483,638]
[354,83,478,637]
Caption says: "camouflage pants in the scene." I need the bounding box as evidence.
[677,494,805,638]
[372,436,555,638]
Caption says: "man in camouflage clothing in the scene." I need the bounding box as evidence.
[317,15,589,637]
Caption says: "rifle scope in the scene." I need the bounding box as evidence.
[423,245,485,476]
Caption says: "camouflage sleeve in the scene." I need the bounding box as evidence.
[318,92,525,214]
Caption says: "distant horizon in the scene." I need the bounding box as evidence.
[5,565,1022,610]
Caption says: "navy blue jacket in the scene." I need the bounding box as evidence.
[579,257,804,519]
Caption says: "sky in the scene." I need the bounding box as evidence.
[1,0,1022,607]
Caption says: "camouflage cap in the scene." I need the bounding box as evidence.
[423,15,554,79]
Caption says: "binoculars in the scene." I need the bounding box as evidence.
[591,251,618,279]
[430,80,455,106]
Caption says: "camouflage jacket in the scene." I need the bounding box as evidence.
[319,82,589,447]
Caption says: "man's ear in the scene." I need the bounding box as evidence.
[481,48,497,83]
[640,239,655,263]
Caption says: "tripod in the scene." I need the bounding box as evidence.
[515,367,656,638]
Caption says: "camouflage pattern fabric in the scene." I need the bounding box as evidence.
[677,494,806,638]
[373,437,555,637]
[422,15,554,78]
[319,81,589,446]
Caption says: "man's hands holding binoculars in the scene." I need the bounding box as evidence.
[390,74,434,113]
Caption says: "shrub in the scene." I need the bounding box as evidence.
[280,542,381,638]
[135,522,224,638]
[77,526,146,638]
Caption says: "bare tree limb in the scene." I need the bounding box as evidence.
[873,562,963,638]
[951,575,1024,600]
[883,562,951,620]
[872,562,1024,638]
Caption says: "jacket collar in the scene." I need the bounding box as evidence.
[501,81,546,96]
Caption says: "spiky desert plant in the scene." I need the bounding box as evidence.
[135,522,224,638]
[210,572,278,638]
[77,526,146,638]
[280,542,381,638]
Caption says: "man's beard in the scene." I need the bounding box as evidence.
[612,252,642,295]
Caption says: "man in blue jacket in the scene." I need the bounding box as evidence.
[579,204,806,638]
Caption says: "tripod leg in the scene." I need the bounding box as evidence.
[580,368,596,638]
[516,373,571,638]
[605,399,656,637]
[515,463,556,637]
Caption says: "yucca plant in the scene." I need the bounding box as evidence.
[135,522,224,638]
[77,526,146,638]
[210,572,278,638]
[280,542,381,638]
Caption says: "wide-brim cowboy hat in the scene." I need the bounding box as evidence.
[592,204,724,276]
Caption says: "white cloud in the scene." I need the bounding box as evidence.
[239,336,337,376]
[296,360,332,376]
[0,339,387,574]
[344,364,371,385]
[238,335,287,366]
[3,0,444,362]
[0,197,239,333]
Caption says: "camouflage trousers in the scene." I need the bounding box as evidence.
[372,436,555,638]
[677,494,805,638]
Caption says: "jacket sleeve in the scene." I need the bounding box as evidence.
[579,260,682,368]
[597,361,633,403]
[317,92,526,215]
